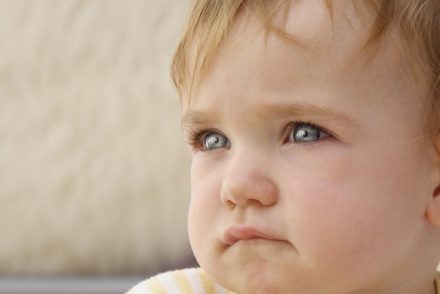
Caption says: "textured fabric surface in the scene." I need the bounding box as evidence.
[0,0,192,274]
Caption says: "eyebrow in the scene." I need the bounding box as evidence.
[181,109,221,128]
[257,102,357,125]
[181,101,357,128]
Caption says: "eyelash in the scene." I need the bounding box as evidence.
[186,121,331,152]
[186,129,218,152]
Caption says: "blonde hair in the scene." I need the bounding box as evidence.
[171,0,440,135]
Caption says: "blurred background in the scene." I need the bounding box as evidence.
[0,0,195,292]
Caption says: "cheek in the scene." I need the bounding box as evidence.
[279,144,429,271]
[188,158,223,254]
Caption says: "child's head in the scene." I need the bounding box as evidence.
[174,1,440,293]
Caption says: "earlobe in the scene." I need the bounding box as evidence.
[426,185,440,227]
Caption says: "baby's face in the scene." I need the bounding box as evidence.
[182,2,438,293]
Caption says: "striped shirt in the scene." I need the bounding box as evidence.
[127,268,440,294]
[126,268,236,294]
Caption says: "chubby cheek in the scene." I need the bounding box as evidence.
[187,157,224,265]
[280,144,429,276]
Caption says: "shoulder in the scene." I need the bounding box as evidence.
[125,268,235,294]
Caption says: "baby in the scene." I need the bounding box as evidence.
[128,0,440,293]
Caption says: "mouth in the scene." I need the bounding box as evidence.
[223,225,281,245]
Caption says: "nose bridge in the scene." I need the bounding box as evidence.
[221,148,278,207]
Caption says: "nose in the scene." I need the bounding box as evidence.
[220,153,278,208]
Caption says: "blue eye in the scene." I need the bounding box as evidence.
[288,122,329,143]
[203,132,230,150]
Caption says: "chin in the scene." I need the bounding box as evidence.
[220,264,285,294]
[229,278,285,294]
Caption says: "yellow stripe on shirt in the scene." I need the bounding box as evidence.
[198,268,217,293]
[126,268,238,294]
[147,276,168,294]
[172,270,194,293]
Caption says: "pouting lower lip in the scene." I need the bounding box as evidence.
[223,225,278,245]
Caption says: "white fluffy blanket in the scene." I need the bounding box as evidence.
[0,0,193,275]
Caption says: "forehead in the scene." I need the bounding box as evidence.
[185,1,393,97]
[280,0,375,51]
[180,0,379,99]
[182,0,424,133]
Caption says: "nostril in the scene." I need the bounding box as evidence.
[433,185,440,197]
[223,198,237,209]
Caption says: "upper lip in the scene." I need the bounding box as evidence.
[223,225,279,245]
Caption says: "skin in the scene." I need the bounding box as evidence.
[181,1,440,293]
